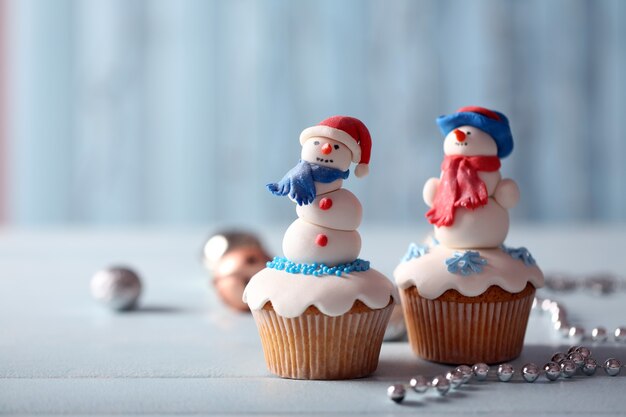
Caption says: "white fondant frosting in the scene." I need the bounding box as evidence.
[282,218,361,265]
[432,170,508,249]
[477,170,502,195]
[243,267,398,318]
[494,178,520,209]
[434,197,509,249]
[296,188,362,231]
[393,244,544,299]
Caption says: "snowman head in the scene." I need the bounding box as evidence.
[443,126,498,157]
[301,137,353,171]
[436,106,513,159]
[299,116,372,177]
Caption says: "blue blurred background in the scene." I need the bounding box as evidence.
[2,0,625,226]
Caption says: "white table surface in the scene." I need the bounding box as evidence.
[1,224,625,416]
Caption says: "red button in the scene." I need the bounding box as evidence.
[319,198,333,210]
[315,234,328,247]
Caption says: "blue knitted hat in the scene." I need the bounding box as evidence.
[436,106,514,159]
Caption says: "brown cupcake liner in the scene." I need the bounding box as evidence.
[400,284,535,364]
[252,300,394,379]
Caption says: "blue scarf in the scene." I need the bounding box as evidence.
[266,160,350,206]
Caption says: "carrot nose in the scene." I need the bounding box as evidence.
[321,143,332,155]
[454,129,466,142]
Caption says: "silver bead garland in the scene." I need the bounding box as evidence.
[560,359,577,378]
[582,357,598,375]
[535,293,626,342]
[537,272,626,343]
[432,374,451,395]
[592,327,608,342]
[543,362,561,381]
[388,274,626,403]
[521,363,540,382]
[387,384,406,403]
[472,363,489,381]
[544,273,626,295]
[456,364,473,383]
[409,375,429,393]
[446,370,464,388]
[387,345,625,403]
[605,358,622,376]
[496,363,514,382]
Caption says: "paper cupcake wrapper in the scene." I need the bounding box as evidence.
[400,286,535,364]
[252,304,393,380]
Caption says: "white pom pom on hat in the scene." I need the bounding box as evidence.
[354,163,369,178]
[299,115,372,178]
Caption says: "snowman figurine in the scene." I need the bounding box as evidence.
[244,116,397,380]
[423,106,520,248]
[267,115,371,265]
[393,108,544,365]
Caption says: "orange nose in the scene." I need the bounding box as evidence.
[454,129,466,142]
[321,143,332,155]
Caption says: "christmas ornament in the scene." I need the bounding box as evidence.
[90,266,142,311]
[203,231,271,312]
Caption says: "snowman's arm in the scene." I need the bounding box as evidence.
[423,177,440,208]
[494,178,520,209]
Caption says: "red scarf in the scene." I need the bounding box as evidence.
[426,155,501,227]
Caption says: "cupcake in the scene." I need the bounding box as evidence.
[244,116,397,379]
[245,265,395,379]
[394,106,544,364]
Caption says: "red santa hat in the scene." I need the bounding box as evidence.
[299,116,372,177]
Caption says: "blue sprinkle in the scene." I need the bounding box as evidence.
[266,256,371,277]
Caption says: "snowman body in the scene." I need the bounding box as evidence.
[282,139,364,265]
[295,188,363,231]
[282,219,361,265]
[424,125,518,249]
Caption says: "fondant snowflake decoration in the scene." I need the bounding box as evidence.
[445,251,487,276]
[402,243,429,262]
[501,245,537,266]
